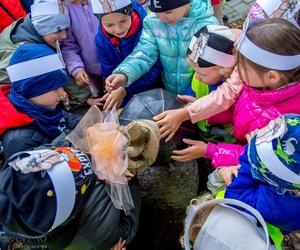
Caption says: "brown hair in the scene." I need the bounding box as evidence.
[237,18,300,85]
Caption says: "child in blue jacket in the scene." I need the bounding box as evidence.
[94,0,161,110]
[207,114,300,234]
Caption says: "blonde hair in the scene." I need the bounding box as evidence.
[180,192,215,247]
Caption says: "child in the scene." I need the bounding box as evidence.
[0,44,80,160]
[105,0,218,96]
[93,0,161,111]
[183,195,273,249]
[162,19,300,166]
[61,0,104,105]
[0,0,70,83]
[0,146,141,250]
[207,114,300,235]
[154,24,238,142]
[155,0,300,144]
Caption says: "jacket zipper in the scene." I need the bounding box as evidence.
[0,2,17,20]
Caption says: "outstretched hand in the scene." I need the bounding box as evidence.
[105,74,128,92]
[171,139,208,162]
[153,108,190,142]
[217,165,241,185]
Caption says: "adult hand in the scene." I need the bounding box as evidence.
[105,74,128,92]
[153,108,190,142]
[103,87,127,111]
[171,139,207,162]
[217,165,241,185]
[75,70,89,86]
[176,94,196,104]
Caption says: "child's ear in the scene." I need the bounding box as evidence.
[265,70,282,89]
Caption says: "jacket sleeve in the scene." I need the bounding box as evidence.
[96,33,117,80]
[125,58,162,99]
[113,16,159,86]
[205,142,246,168]
[187,68,242,123]
[67,180,141,249]
[61,27,85,77]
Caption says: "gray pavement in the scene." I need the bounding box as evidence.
[224,0,255,21]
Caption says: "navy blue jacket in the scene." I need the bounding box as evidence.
[95,2,161,104]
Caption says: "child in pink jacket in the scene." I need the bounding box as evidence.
[157,18,300,167]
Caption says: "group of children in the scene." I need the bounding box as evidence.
[0,0,299,249]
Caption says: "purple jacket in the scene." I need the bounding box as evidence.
[61,1,101,78]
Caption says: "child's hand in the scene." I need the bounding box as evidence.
[217,165,241,185]
[176,95,196,104]
[105,74,128,92]
[75,70,89,86]
[87,97,104,106]
[103,87,127,111]
[171,139,207,162]
[153,108,190,142]
[111,238,126,250]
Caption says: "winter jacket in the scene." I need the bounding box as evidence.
[186,67,242,124]
[0,16,46,83]
[205,82,300,167]
[225,150,300,233]
[61,1,102,95]
[66,180,141,250]
[96,2,161,102]
[0,86,80,160]
[113,0,217,95]
[0,0,26,32]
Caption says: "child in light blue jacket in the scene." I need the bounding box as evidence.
[106,0,218,95]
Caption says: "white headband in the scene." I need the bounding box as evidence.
[189,34,236,68]
[237,33,300,70]
[6,54,65,82]
[91,0,132,14]
[9,150,76,232]
[184,198,270,250]
[31,2,67,17]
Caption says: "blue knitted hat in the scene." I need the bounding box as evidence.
[7,44,68,99]
[248,114,300,190]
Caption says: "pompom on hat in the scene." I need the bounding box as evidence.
[248,114,300,190]
[187,25,236,68]
[0,147,94,236]
[30,0,70,36]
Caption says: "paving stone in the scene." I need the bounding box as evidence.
[233,2,251,15]
[226,0,242,8]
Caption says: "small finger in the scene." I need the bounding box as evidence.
[165,131,175,143]
[153,112,166,121]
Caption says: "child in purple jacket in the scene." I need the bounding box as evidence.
[62,0,103,106]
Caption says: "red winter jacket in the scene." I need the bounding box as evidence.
[0,85,33,135]
[0,0,26,32]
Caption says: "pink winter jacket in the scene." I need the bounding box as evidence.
[205,81,300,168]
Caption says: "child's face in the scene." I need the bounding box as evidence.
[29,87,66,110]
[42,29,68,48]
[239,60,285,90]
[155,4,190,25]
[190,61,223,85]
[101,13,132,38]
